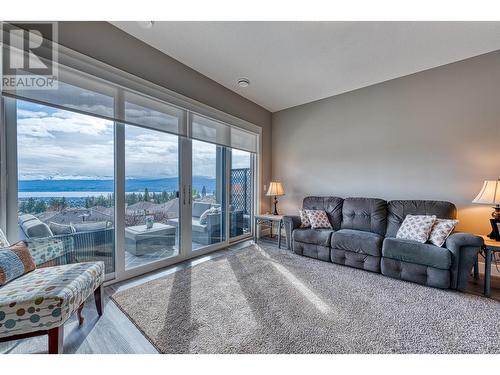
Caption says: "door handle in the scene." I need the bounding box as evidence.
[188,185,192,205]
[183,184,186,205]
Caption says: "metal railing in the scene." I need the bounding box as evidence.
[230,168,252,215]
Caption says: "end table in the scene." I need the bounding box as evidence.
[479,235,500,297]
[254,214,284,249]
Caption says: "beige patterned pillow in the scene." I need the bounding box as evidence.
[299,209,311,228]
[396,215,436,243]
[428,219,459,247]
[305,209,332,229]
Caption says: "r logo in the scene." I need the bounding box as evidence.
[1,22,58,90]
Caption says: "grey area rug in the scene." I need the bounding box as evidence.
[111,245,500,354]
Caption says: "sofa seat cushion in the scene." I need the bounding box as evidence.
[382,237,451,270]
[293,228,333,246]
[331,229,384,257]
[0,261,104,338]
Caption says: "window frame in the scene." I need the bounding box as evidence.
[1,96,258,284]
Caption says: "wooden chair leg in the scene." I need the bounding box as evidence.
[77,303,85,326]
[94,284,104,316]
[48,326,64,354]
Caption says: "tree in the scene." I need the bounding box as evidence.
[26,197,35,213]
[34,200,47,214]
[202,185,207,198]
[144,188,150,202]
[19,200,27,213]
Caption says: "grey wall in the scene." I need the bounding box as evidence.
[58,21,272,213]
[272,51,500,234]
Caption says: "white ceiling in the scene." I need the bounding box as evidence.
[112,22,500,112]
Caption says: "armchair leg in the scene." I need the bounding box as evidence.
[94,284,104,316]
[48,326,64,354]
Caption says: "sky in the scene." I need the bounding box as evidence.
[17,100,251,181]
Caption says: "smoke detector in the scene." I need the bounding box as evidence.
[237,78,250,88]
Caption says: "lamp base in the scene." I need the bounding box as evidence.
[488,218,500,241]
[272,196,279,215]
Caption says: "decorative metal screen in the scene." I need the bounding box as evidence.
[230,168,252,215]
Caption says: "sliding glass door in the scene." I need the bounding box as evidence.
[15,99,116,274]
[191,140,226,251]
[4,93,257,284]
[124,125,180,270]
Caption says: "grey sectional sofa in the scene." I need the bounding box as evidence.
[284,197,483,290]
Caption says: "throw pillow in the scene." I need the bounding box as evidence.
[299,209,311,228]
[396,214,437,243]
[428,218,459,247]
[49,222,76,235]
[0,241,36,286]
[305,209,332,229]
[0,229,9,248]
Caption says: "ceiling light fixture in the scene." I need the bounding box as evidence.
[237,78,250,88]
[137,21,155,29]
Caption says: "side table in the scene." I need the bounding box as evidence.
[479,235,500,298]
[254,214,284,249]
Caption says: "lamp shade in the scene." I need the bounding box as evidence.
[266,181,285,196]
[472,179,500,205]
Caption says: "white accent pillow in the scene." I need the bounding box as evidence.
[396,215,437,243]
[299,209,311,228]
[428,219,459,247]
[305,209,332,229]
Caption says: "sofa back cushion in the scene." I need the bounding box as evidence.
[302,196,343,230]
[20,218,53,239]
[193,202,212,218]
[386,200,457,238]
[340,197,388,236]
[72,221,109,233]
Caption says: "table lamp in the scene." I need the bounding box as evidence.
[266,181,285,215]
[472,179,500,240]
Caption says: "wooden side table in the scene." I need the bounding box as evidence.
[254,214,284,249]
[479,235,500,298]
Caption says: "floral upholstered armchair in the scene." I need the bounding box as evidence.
[0,229,105,354]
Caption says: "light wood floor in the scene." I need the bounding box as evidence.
[1,239,498,354]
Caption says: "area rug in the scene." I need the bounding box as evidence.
[111,244,500,354]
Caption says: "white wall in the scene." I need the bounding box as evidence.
[272,51,500,235]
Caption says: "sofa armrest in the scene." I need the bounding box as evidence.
[445,233,484,291]
[283,215,301,250]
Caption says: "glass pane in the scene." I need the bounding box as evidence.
[17,100,115,274]
[191,140,226,250]
[124,125,180,270]
[230,149,253,237]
